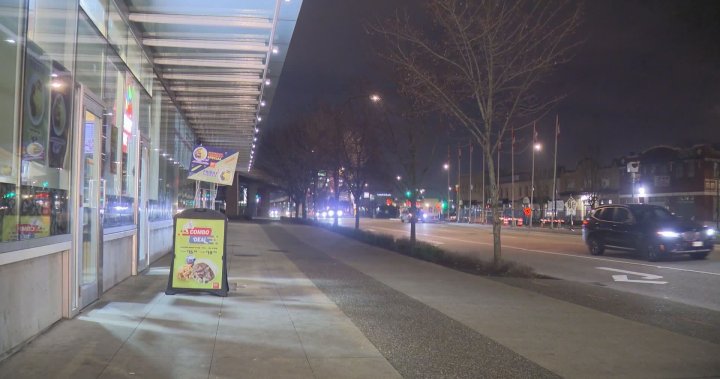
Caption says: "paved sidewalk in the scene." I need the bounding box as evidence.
[0,223,400,379]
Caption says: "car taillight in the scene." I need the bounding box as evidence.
[582,219,589,226]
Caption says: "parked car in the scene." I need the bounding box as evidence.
[400,209,427,223]
[582,204,715,261]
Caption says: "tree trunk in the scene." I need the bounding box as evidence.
[409,196,417,244]
[333,170,340,227]
[485,147,502,265]
[355,208,360,229]
[302,192,307,219]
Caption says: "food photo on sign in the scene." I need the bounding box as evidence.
[170,218,225,291]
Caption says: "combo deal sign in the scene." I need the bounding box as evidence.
[188,145,239,186]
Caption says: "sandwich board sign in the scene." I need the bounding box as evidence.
[166,208,229,296]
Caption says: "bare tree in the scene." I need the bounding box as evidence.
[338,106,383,229]
[372,0,581,263]
[258,123,315,218]
[377,98,441,243]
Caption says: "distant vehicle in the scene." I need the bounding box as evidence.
[582,204,715,261]
[400,209,427,223]
[318,209,346,219]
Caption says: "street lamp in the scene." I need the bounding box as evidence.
[444,163,450,221]
[530,142,542,227]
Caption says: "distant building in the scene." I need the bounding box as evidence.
[618,144,720,223]
[454,143,720,225]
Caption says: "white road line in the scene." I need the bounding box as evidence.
[368,226,720,277]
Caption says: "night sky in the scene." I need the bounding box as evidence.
[267,0,720,191]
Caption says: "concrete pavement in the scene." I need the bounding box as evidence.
[1,221,719,378]
[0,222,400,379]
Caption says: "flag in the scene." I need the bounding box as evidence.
[533,122,538,143]
[555,114,560,137]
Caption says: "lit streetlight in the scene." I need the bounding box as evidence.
[444,163,450,221]
[370,93,381,103]
[530,141,542,227]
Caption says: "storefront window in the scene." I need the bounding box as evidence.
[16,2,76,241]
[27,0,78,73]
[102,73,138,227]
[107,1,126,61]
[76,11,105,98]
[0,0,25,242]
[79,0,108,37]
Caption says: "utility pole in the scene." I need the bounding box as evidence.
[511,126,515,227]
[530,123,537,227]
[497,141,501,223]
[551,114,559,229]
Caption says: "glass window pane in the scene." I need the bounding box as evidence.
[76,12,105,97]
[107,2,126,61]
[79,0,107,36]
[0,0,25,242]
[126,31,142,81]
[19,40,74,240]
[26,0,78,72]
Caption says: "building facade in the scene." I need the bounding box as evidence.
[618,145,720,223]
[455,144,719,224]
[0,0,201,359]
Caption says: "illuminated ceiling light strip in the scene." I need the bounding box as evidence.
[169,86,260,95]
[154,58,266,70]
[163,73,262,83]
[176,96,258,103]
[143,38,267,52]
[129,13,272,29]
[183,105,257,110]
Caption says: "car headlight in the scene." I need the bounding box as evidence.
[337,210,343,217]
[707,229,716,237]
[657,230,680,238]
[422,213,428,219]
[321,212,327,218]
[328,210,335,217]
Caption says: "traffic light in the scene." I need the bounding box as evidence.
[405,190,411,198]
[441,201,446,209]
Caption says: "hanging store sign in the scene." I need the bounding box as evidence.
[188,145,239,186]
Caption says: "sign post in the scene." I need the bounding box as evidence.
[166,208,229,296]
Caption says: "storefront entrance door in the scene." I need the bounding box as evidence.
[74,91,105,309]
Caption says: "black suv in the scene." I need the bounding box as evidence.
[582,204,715,261]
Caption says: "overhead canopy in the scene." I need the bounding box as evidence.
[125,0,303,172]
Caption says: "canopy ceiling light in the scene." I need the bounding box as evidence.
[128,13,272,29]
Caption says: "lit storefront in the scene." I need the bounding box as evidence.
[0,0,195,357]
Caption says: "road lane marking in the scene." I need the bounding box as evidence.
[367,226,720,277]
[596,267,668,284]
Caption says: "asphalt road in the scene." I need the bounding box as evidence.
[326,218,720,312]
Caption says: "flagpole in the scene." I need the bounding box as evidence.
[530,122,536,228]
[551,114,559,229]
[497,141,501,223]
[469,143,473,223]
[482,152,485,224]
[457,143,461,223]
[511,126,515,227]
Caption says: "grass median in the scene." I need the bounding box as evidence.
[281,217,537,278]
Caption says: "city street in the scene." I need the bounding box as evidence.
[329,218,720,312]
